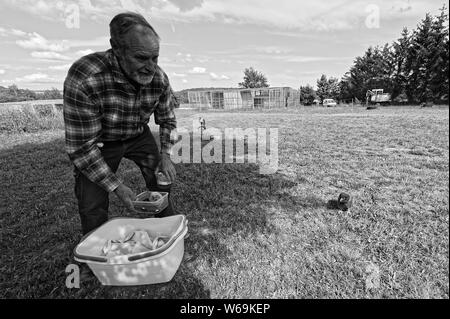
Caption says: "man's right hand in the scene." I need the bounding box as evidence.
[113,183,139,212]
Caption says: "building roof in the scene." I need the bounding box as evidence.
[187,86,295,93]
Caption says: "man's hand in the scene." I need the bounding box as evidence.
[157,153,176,183]
[113,183,139,212]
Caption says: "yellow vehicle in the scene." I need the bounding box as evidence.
[366,89,391,105]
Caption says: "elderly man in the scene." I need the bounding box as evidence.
[64,12,177,236]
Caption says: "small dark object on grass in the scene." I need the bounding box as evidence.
[420,102,433,108]
[327,199,339,209]
[337,192,352,211]
[367,106,378,110]
[327,193,353,211]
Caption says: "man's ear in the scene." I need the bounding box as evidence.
[110,39,120,56]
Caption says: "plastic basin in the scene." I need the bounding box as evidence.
[74,215,188,286]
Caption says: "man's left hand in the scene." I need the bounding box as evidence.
[157,153,176,183]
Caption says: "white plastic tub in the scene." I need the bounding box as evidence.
[74,215,188,286]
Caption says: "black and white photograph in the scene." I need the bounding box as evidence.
[0,0,448,304]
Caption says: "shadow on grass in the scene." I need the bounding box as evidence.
[0,131,320,298]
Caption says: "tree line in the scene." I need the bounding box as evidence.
[0,84,62,103]
[301,7,449,105]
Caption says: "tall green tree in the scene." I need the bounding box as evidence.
[316,75,342,102]
[391,28,411,100]
[339,74,354,102]
[429,6,449,102]
[406,13,435,102]
[238,67,269,88]
[316,74,329,102]
[328,77,341,101]
[339,7,449,104]
[299,85,316,105]
[344,45,395,101]
[8,84,19,97]
[401,7,448,103]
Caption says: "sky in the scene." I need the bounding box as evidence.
[0,0,447,91]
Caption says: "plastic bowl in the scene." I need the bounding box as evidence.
[74,215,188,286]
[133,191,168,214]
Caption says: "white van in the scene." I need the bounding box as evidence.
[323,99,337,107]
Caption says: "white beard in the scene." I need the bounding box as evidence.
[134,73,154,85]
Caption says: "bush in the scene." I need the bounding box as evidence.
[0,106,64,133]
[54,103,64,112]
[34,104,55,117]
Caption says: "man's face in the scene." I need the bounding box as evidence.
[114,26,160,86]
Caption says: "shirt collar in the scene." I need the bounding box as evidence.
[107,49,130,84]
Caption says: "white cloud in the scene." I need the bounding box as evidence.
[210,72,230,80]
[30,0,55,14]
[31,51,71,61]
[69,36,110,48]
[196,57,209,63]
[2,0,67,22]
[172,72,187,77]
[10,29,27,37]
[182,79,188,83]
[175,52,193,63]
[15,73,60,83]
[159,62,185,68]
[0,64,36,71]
[0,69,5,75]
[1,0,124,23]
[16,32,69,52]
[254,46,293,55]
[0,27,109,53]
[76,49,94,57]
[148,0,440,31]
[1,0,442,31]
[275,55,352,63]
[189,67,207,74]
[49,64,72,71]
[19,73,48,81]
[0,27,28,37]
[0,27,6,36]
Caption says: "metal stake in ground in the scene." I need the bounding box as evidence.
[199,117,206,187]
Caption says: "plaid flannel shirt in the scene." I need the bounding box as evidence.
[63,49,177,193]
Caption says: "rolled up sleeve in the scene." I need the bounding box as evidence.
[63,79,121,193]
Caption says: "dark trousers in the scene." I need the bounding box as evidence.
[73,125,174,235]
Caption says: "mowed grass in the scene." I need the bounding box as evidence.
[0,106,448,298]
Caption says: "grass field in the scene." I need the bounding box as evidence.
[0,105,448,298]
